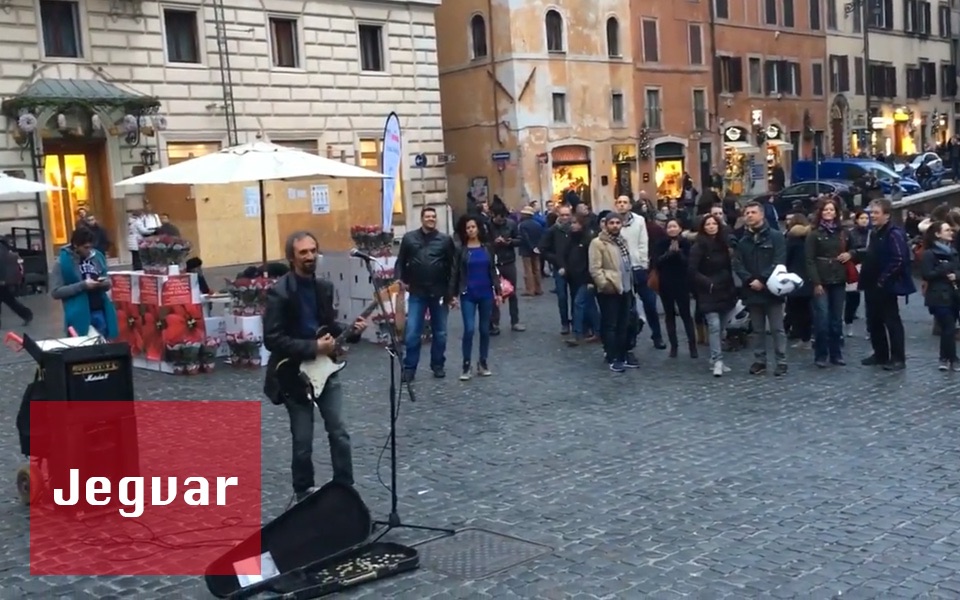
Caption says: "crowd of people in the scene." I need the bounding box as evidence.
[394,192,957,381]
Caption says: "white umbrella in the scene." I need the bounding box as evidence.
[0,172,60,198]
[114,141,385,262]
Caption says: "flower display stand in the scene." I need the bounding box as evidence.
[111,271,217,375]
[138,235,191,275]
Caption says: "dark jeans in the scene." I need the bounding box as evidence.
[283,377,353,493]
[491,261,519,327]
[0,285,33,324]
[930,306,958,361]
[844,291,861,324]
[402,294,448,373]
[864,287,905,363]
[812,283,846,361]
[572,283,600,337]
[632,269,663,341]
[661,292,695,349]
[131,250,142,271]
[784,296,812,342]
[553,271,573,327]
[461,294,493,364]
[597,292,632,362]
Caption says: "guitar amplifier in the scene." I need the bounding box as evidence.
[25,337,135,402]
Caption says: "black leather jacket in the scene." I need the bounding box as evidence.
[449,244,502,298]
[262,273,358,404]
[396,228,456,297]
[487,219,520,265]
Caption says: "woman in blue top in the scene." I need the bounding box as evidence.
[49,226,118,338]
[449,215,502,380]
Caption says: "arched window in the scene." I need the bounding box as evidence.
[545,10,564,53]
[470,14,488,58]
[606,17,620,57]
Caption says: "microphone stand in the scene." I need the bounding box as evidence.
[357,255,455,541]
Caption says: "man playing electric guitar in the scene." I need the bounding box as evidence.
[263,231,367,502]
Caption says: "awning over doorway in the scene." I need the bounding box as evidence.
[723,141,760,154]
[1,78,160,118]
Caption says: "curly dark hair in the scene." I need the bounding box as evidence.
[455,214,487,245]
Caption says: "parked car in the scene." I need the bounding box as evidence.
[792,158,922,197]
[774,180,854,217]
[895,152,943,174]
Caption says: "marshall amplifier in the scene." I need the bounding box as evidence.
[24,337,135,403]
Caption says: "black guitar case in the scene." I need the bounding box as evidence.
[205,481,418,599]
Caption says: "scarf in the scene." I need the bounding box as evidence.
[820,219,838,234]
[934,241,956,256]
[620,212,634,227]
[611,233,630,261]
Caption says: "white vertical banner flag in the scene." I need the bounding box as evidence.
[380,113,402,232]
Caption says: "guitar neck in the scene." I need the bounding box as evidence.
[333,300,381,344]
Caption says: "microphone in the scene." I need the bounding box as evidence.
[349,248,376,262]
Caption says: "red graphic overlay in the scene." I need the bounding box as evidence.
[29,401,261,576]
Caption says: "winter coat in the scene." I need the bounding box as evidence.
[652,236,691,300]
[487,218,520,266]
[688,234,738,314]
[920,244,960,308]
[561,229,595,288]
[855,222,916,296]
[733,224,787,305]
[588,232,626,294]
[517,218,544,257]
[785,224,813,297]
[805,223,848,286]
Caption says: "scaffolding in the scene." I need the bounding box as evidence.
[211,0,238,146]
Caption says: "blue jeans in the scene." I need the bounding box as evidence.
[812,283,846,361]
[553,272,573,327]
[460,295,493,364]
[632,269,663,341]
[572,284,600,338]
[90,310,107,335]
[402,294,448,373]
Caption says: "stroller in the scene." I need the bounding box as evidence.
[723,300,752,352]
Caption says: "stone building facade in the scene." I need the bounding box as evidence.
[825,0,955,158]
[712,0,827,194]
[435,0,634,214]
[0,0,445,263]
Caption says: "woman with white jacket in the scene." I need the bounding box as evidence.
[126,209,160,270]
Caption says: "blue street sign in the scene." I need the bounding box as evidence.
[414,153,427,168]
[491,151,511,162]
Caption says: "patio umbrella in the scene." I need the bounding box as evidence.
[114,141,385,262]
[0,172,60,198]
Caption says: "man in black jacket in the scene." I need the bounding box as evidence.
[396,206,457,381]
[538,204,575,333]
[263,231,367,501]
[488,208,525,334]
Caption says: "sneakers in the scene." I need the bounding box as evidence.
[940,359,950,371]
[477,362,492,377]
[295,486,319,502]
[624,353,640,368]
[460,363,472,380]
[712,361,724,377]
[749,362,766,375]
[511,323,526,332]
[774,364,788,377]
[609,360,626,373]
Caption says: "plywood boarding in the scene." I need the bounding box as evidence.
[144,183,201,257]
[193,178,382,265]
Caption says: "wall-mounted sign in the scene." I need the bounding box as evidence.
[724,126,744,142]
[751,109,763,126]
[765,124,782,140]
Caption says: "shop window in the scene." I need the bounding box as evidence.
[44,153,89,246]
[545,10,564,53]
[163,9,200,64]
[471,14,488,58]
[40,0,83,58]
[269,17,300,68]
[359,138,404,216]
[654,143,685,200]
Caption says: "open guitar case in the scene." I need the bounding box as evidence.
[205,481,418,599]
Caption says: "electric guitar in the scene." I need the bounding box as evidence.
[275,300,379,401]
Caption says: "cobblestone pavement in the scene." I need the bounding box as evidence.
[2,287,960,599]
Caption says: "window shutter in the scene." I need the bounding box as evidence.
[713,56,723,92]
[884,0,894,28]
[776,60,789,93]
[947,65,958,96]
[839,56,850,92]
[730,57,744,92]
[794,62,802,96]
[764,60,774,94]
